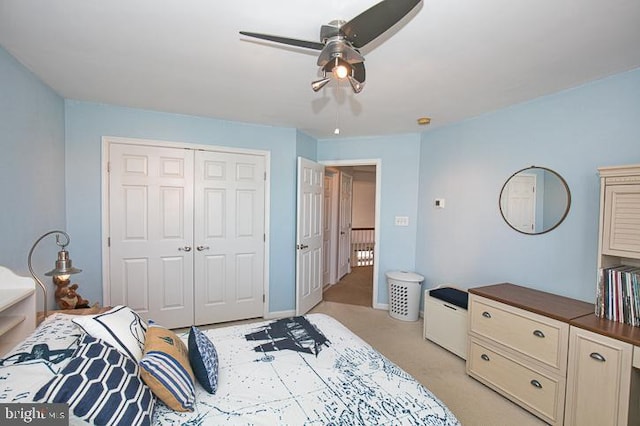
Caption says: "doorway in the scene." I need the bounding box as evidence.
[320,160,380,308]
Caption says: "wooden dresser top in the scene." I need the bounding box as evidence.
[469,283,594,323]
[570,314,640,346]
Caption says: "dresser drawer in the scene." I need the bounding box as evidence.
[468,339,565,424]
[469,294,568,372]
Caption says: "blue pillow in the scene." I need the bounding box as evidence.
[188,326,219,394]
[33,334,155,426]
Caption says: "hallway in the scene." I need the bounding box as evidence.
[322,266,373,307]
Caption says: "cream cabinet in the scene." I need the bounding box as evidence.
[467,283,594,425]
[566,314,640,426]
[596,165,640,326]
[0,266,36,356]
[598,165,640,263]
[565,326,633,426]
[424,289,468,359]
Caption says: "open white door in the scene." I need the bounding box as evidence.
[296,157,324,315]
[337,171,353,279]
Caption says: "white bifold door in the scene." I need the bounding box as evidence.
[108,142,265,329]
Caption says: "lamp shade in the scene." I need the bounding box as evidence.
[44,249,82,277]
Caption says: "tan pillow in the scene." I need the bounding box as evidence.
[139,322,195,412]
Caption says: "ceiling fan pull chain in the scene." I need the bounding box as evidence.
[334,80,340,135]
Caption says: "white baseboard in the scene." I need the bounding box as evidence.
[264,309,296,319]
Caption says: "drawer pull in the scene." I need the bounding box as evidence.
[590,352,606,362]
[444,304,457,311]
[533,329,545,338]
[530,379,543,389]
[482,311,492,319]
[481,354,490,361]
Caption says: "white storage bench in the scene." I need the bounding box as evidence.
[423,286,468,359]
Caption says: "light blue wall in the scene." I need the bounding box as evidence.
[0,46,65,311]
[4,40,639,313]
[317,133,422,304]
[417,68,640,303]
[296,130,317,160]
[64,101,299,312]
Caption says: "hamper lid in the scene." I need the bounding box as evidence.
[386,271,424,282]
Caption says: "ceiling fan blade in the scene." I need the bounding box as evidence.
[341,0,421,48]
[239,31,325,50]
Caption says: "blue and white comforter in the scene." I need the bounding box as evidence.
[0,313,460,425]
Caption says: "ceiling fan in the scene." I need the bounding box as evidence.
[240,0,421,94]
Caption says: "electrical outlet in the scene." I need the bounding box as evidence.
[394,216,409,226]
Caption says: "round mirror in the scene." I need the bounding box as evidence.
[499,166,571,235]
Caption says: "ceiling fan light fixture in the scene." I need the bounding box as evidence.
[333,64,349,79]
[331,57,350,80]
[311,77,331,92]
[347,75,363,93]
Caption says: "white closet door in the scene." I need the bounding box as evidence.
[193,150,265,324]
[108,143,194,328]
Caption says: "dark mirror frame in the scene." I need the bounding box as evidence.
[499,166,571,235]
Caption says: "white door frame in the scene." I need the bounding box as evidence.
[101,136,271,319]
[320,159,382,309]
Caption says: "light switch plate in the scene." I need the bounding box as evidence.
[395,216,409,226]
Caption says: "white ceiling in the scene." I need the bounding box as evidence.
[1,0,639,139]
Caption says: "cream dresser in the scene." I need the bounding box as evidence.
[467,283,593,425]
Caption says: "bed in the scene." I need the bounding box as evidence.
[0,307,460,425]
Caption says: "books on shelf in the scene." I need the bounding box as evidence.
[596,265,640,327]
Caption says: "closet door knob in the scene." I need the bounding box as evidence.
[178,246,192,252]
[196,245,210,251]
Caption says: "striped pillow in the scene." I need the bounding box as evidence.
[139,321,195,412]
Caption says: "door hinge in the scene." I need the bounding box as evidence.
[263,294,265,303]
[107,161,110,173]
[107,237,111,247]
[263,233,266,242]
[264,171,267,181]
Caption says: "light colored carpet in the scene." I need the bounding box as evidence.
[310,301,546,426]
[323,266,373,307]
